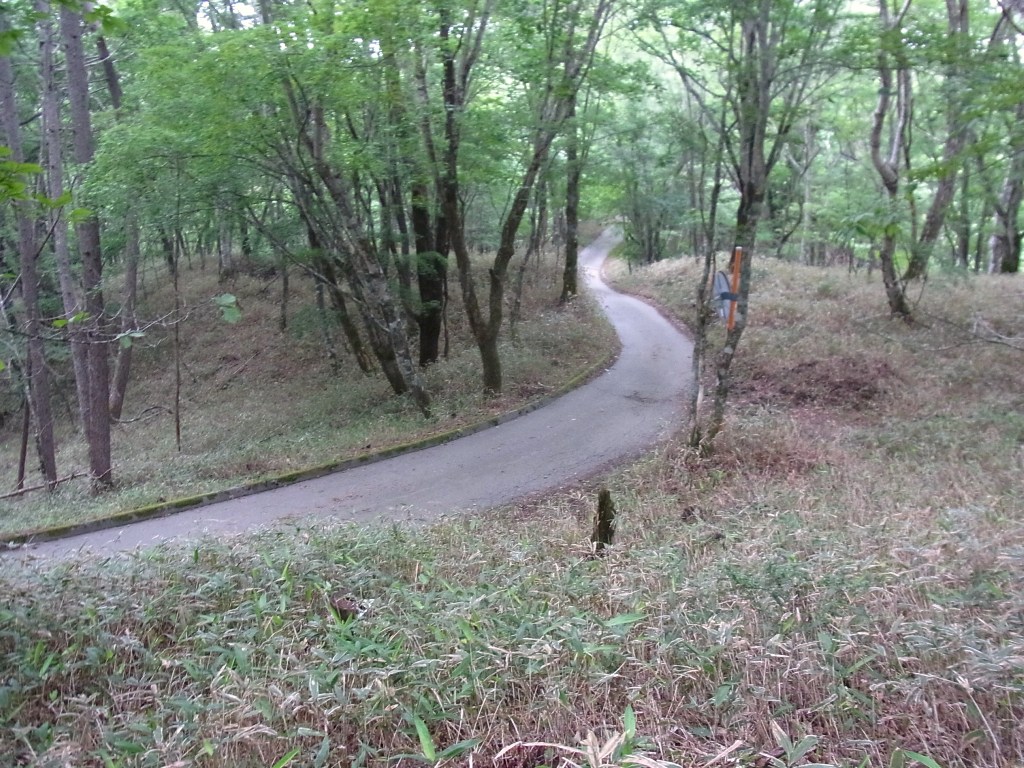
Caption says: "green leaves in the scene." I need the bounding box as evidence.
[0,148,42,203]
[32,190,92,223]
[769,720,823,767]
[214,293,242,324]
[116,331,146,349]
[271,746,301,767]
[413,715,436,762]
[891,749,945,768]
[0,28,21,57]
[396,714,480,765]
[604,612,646,629]
[51,311,89,329]
[82,4,127,35]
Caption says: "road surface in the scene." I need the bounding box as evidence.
[13,229,693,560]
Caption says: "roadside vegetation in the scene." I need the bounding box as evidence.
[2,253,1021,767]
[3,0,1023,762]
[0,237,616,538]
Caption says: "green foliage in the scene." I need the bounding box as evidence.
[50,311,89,329]
[0,28,21,57]
[0,147,41,203]
[400,714,480,765]
[891,749,945,768]
[82,3,128,35]
[213,293,241,324]
[115,330,146,348]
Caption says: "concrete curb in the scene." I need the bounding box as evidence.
[4,346,619,549]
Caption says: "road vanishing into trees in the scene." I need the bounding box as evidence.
[17,229,694,560]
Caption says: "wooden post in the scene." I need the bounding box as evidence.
[592,489,616,554]
[16,395,29,490]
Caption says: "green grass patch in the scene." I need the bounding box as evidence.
[2,487,1021,766]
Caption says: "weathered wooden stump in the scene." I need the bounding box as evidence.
[592,488,616,554]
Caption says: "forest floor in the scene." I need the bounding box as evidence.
[1,246,1022,768]
[0,222,616,539]
[7,228,693,557]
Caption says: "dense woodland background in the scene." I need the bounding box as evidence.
[1,0,1023,494]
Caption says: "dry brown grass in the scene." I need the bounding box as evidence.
[0,237,616,536]
[1,249,1021,767]
[602,254,1024,766]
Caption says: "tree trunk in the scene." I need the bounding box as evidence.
[386,176,417,329]
[314,278,340,372]
[561,94,580,303]
[0,45,59,485]
[62,4,113,486]
[438,0,611,394]
[989,103,1024,273]
[591,489,616,554]
[475,137,554,393]
[688,112,726,449]
[869,0,914,321]
[239,214,253,261]
[702,11,769,448]
[98,13,136,422]
[109,219,140,420]
[510,180,547,338]
[411,182,447,366]
[902,0,969,282]
[282,76,427,412]
[95,34,122,113]
[218,212,234,282]
[307,226,374,373]
[39,0,90,427]
[954,160,971,269]
[17,393,29,491]
[704,217,757,447]
[279,261,289,332]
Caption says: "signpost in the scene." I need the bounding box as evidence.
[713,246,743,329]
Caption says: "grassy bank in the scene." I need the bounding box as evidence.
[1,254,1022,767]
[0,234,615,538]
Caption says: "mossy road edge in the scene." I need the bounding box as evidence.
[3,347,619,549]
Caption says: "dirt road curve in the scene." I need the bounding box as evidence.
[15,229,694,560]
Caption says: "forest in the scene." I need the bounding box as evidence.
[0,0,1022,496]
[1,1,1023,766]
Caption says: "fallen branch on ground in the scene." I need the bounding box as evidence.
[112,405,172,424]
[1,472,84,500]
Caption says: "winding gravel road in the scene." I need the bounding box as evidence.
[16,229,693,559]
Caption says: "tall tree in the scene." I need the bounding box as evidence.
[869,0,915,319]
[901,0,971,282]
[989,101,1024,274]
[61,4,113,485]
[560,90,581,301]
[437,0,615,394]
[639,0,842,447]
[0,26,58,485]
[987,1,1024,274]
[38,0,89,425]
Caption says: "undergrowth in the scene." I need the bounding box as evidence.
[1,251,1022,766]
[0,237,615,537]
[1,493,1021,766]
